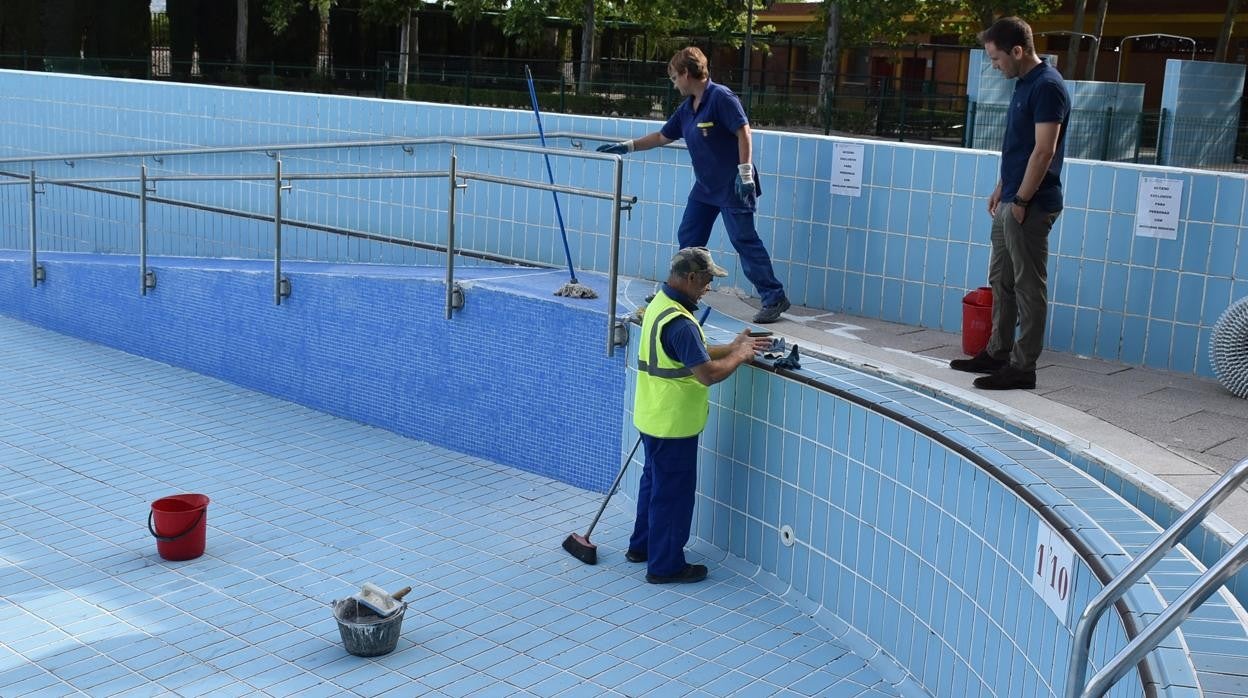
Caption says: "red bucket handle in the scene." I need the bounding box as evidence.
[147,508,205,542]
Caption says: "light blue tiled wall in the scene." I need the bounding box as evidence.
[0,251,627,492]
[1,70,1245,379]
[619,342,1154,698]
[1159,60,1245,168]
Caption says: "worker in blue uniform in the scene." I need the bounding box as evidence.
[629,247,772,583]
[599,46,791,324]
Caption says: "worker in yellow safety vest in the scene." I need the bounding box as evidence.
[628,247,772,583]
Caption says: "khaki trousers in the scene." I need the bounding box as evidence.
[986,204,1060,372]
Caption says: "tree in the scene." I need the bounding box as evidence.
[1217,0,1240,62]
[1065,0,1086,78]
[359,0,423,90]
[237,0,248,66]
[955,0,1062,33]
[813,0,951,126]
[1085,0,1108,78]
[578,0,592,94]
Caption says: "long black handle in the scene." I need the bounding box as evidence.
[582,434,643,538]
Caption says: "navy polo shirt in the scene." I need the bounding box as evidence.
[658,284,710,370]
[660,80,749,209]
[1000,61,1070,212]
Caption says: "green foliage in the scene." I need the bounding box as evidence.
[264,0,335,34]
[359,0,426,27]
[497,0,549,48]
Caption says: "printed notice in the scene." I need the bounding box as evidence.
[1134,177,1183,240]
[1033,520,1076,625]
[831,142,864,197]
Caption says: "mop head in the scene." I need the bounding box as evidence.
[562,533,598,565]
[555,281,598,299]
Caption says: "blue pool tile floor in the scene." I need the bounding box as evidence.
[0,315,908,698]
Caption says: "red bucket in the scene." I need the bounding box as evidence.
[148,494,210,561]
[961,286,993,356]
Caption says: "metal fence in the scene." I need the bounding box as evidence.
[10,43,1248,173]
[966,105,1248,172]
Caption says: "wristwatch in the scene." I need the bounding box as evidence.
[1012,195,1031,208]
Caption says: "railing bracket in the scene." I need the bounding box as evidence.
[143,270,156,291]
[612,319,629,348]
[450,282,465,311]
[278,277,291,299]
[34,265,45,284]
[402,145,414,155]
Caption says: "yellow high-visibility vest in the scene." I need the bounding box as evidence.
[634,290,709,438]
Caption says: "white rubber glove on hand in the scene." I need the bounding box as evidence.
[734,163,756,201]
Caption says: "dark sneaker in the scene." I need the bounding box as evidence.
[625,549,647,563]
[973,365,1037,390]
[752,298,791,324]
[645,564,708,584]
[950,350,1008,374]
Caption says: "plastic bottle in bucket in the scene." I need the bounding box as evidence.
[148,494,210,561]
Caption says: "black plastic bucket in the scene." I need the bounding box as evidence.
[331,598,407,657]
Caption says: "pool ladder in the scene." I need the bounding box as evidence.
[1065,457,1248,698]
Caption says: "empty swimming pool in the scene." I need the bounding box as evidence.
[1,67,1247,698]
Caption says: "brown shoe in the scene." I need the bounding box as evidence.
[973,365,1036,390]
[950,350,1008,374]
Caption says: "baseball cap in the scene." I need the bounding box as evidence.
[670,247,728,277]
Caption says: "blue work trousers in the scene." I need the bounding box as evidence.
[676,197,786,307]
[628,433,699,577]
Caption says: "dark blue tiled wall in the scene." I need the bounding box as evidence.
[0,252,626,492]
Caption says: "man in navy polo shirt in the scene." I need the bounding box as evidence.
[598,47,790,324]
[951,16,1069,390]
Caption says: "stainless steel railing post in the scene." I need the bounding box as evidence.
[606,157,624,357]
[273,157,291,304]
[29,169,42,287]
[139,165,152,295]
[444,150,454,319]
[1080,532,1248,698]
[445,148,466,319]
[1065,457,1248,698]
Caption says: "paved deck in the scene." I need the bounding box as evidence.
[0,316,906,698]
[704,289,1248,536]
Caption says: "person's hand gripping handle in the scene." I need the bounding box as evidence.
[597,140,633,155]
[735,163,756,203]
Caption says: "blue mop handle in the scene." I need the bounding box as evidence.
[523,65,578,284]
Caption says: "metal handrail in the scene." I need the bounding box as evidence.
[1116,34,1197,82]
[1064,457,1248,698]
[6,134,640,355]
[0,131,683,168]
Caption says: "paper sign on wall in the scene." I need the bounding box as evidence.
[1033,519,1076,625]
[831,143,864,197]
[1134,177,1183,240]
